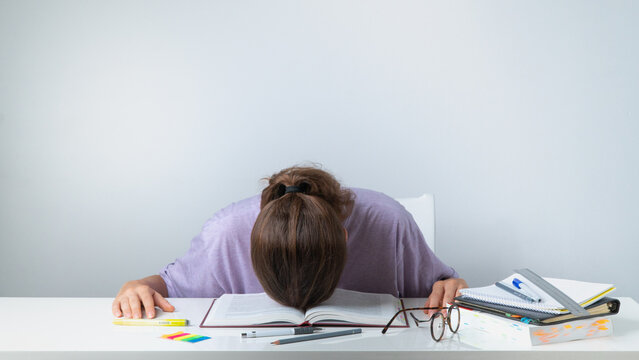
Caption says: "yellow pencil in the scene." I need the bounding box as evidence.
[112,318,189,326]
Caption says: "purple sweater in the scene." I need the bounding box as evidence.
[160,188,458,298]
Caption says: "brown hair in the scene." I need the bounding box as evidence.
[250,165,354,310]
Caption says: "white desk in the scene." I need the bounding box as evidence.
[0,297,638,359]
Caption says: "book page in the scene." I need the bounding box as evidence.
[304,288,403,325]
[202,293,305,326]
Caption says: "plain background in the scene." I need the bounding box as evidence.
[1,0,637,299]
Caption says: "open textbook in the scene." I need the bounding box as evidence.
[200,288,408,328]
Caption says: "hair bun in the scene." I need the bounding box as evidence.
[276,182,311,198]
[276,183,287,198]
[298,182,310,193]
[260,166,354,221]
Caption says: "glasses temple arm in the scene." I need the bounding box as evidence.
[381,307,439,334]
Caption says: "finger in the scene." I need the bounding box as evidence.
[442,281,458,307]
[128,295,143,319]
[120,298,132,318]
[441,281,459,317]
[426,282,444,317]
[139,291,156,319]
[422,299,430,316]
[112,299,123,318]
[154,292,175,312]
[456,279,469,297]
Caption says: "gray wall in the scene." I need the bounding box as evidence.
[1,0,637,299]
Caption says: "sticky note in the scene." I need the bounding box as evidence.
[167,332,191,340]
[162,331,211,343]
[185,336,211,343]
[176,334,200,342]
[162,332,185,339]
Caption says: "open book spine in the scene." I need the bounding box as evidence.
[199,299,410,328]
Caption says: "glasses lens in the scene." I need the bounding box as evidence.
[430,312,445,342]
[448,305,460,333]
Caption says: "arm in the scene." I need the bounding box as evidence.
[394,206,468,315]
[112,275,175,319]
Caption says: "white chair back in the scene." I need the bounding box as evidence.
[395,194,436,253]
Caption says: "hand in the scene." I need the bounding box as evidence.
[424,278,468,317]
[112,280,175,319]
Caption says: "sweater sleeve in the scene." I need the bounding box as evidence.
[158,196,262,298]
[159,220,225,298]
[395,210,458,298]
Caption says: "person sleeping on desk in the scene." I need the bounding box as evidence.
[112,165,467,319]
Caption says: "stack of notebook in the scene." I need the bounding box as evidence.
[454,270,619,346]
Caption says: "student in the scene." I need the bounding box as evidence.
[112,165,467,319]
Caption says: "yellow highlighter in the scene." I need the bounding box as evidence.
[112,318,189,326]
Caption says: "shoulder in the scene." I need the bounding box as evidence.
[347,188,409,227]
[349,187,407,216]
[200,194,261,239]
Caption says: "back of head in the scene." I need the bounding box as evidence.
[250,165,354,310]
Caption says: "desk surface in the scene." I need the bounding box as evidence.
[1,297,638,359]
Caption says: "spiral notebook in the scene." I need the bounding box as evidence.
[458,273,615,315]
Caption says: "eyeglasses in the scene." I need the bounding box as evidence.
[381,304,460,342]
